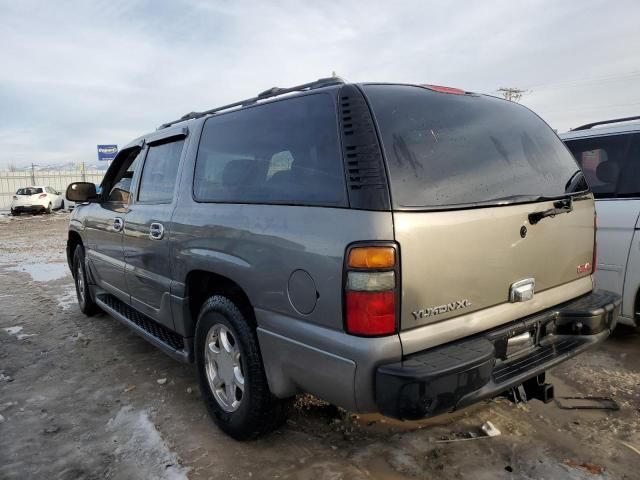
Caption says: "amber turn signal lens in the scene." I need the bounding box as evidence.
[348,247,395,269]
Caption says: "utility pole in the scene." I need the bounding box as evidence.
[31,163,36,185]
[498,87,527,103]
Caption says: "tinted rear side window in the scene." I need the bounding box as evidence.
[363,84,582,208]
[565,133,640,198]
[194,93,347,206]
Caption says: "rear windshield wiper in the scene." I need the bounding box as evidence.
[528,197,573,225]
[468,194,567,207]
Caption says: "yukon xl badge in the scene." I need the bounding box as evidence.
[412,299,472,320]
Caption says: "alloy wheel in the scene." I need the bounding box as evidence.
[204,323,245,412]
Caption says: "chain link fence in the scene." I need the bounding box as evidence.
[0,169,105,210]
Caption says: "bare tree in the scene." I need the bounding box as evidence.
[498,87,527,103]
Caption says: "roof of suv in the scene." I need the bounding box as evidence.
[121,78,488,152]
[560,116,640,141]
[122,77,349,151]
[157,77,348,130]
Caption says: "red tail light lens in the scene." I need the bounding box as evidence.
[344,244,398,336]
[593,213,598,273]
[38,193,47,199]
[346,291,395,336]
[421,84,466,95]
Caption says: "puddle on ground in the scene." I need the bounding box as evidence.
[6,262,69,282]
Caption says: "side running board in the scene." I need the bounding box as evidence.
[96,294,192,363]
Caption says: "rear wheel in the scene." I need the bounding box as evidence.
[195,295,290,440]
[10,209,18,216]
[73,246,100,316]
[45,202,52,214]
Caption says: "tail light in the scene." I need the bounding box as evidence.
[344,245,398,336]
[421,84,466,95]
[39,193,47,199]
[592,213,598,273]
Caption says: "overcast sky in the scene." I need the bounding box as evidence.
[1,0,639,169]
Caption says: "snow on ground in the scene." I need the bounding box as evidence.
[7,262,69,282]
[57,284,78,311]
[3,326,36,340]
[107,406,189,480]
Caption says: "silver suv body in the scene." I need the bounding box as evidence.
[66,78,620,439]
[561,116,640,328]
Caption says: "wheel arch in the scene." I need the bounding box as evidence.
[185,270,257,334]
[632,285,640,323]
[67,230,83,270]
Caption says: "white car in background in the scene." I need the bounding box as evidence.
[561,115,640,329]
[10,186,65,215]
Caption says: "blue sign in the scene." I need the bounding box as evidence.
[97,144,118,161]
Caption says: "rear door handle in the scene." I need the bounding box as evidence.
[113,217,124,232]
[149,222,165,240]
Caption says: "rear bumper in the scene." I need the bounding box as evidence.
[12,205,46,212]
[376,290,621,420]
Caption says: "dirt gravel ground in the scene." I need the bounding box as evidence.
[1,212,639,480]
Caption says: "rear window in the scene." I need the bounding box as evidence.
[194,93,347,207]
[362,84,583,208]
[16,187,42,195]
[564,133,640,198]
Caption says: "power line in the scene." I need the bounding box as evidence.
[485,70,640,97]
[538,100,640,115]
[523,70,640,91]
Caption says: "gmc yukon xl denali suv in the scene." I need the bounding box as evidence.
[66,77,621,439]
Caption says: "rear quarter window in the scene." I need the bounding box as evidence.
[362,84,582,209]
[193,93,347,207]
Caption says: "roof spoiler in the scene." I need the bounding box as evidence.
[571,115,640,131]
[158,76,346,130]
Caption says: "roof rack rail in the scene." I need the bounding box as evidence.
[571,115,640,131]
[158,76,346,129]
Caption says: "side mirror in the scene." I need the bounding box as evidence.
[66,182,98,203]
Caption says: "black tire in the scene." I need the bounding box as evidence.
[10,209,18,216]
[195,296,291,440]
[72,246,100,316]
[61,200,65,210]
[45,202,52,214]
